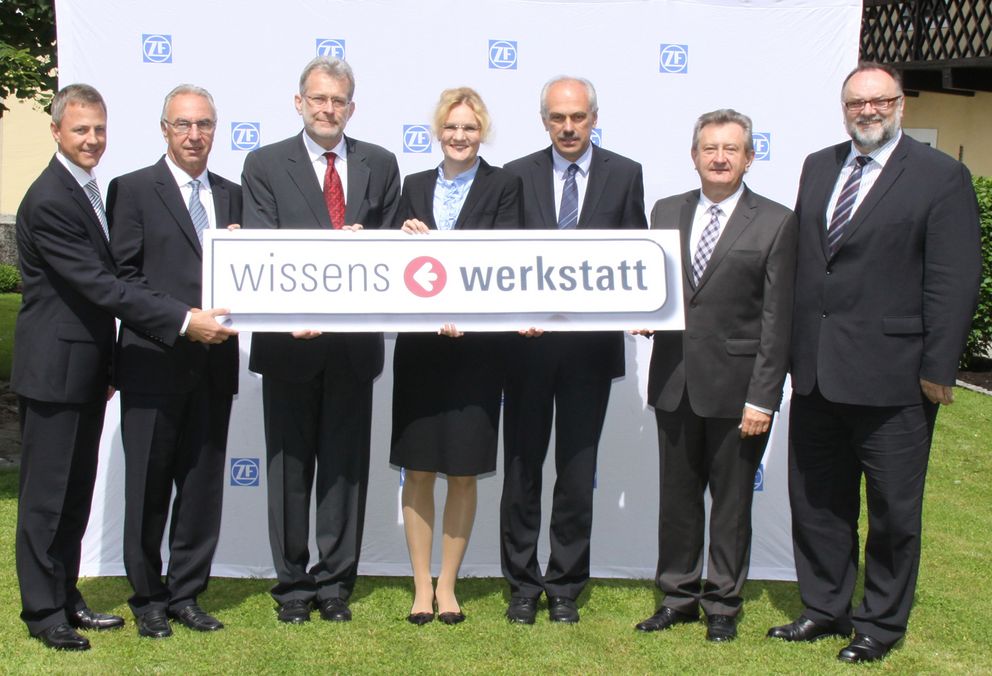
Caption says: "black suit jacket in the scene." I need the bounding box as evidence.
[241,132,401,382]
[791,135,981,405]
[503,145,647,379]
[648,187,797,417]
[12,157,186,404]
[394,158,522,230]
[107,157,241,395]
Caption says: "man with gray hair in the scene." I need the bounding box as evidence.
[106,84,242,638]
[13,83,235,650]
[634,109,796,641]
[500,76,646,625]
[241,57,400,624]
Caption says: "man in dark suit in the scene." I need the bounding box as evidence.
[12,84,235,651]
[107,85,241,639]
[767,62,981,663]
[500,76,646,624]
[241,56,400,624]
[634,110,797,642]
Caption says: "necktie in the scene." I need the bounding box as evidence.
[188,179,210,244]
[827,155,872,256]
[323,151,345,229]
[691,205,722,286]
[84,179,109,241]
[557,163,579,229]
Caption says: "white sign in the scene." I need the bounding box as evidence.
[202,229,685,332]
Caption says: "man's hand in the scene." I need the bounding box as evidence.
[518,327,544,338]
[629,329,654,336]
[920,378,954,405]
[400,219,430,234]
[739,407,772,439]
[226,222,241,231]
[438,322,463,338]
[291,330,322,340]
[342,222,364,231]
[186,308,238,344]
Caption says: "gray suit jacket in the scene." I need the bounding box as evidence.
[647,186,797,417]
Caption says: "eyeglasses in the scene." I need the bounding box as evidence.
[843,96,902,113]
[305,95,350,110]
[163,118,216,134]
[441,123,480,135]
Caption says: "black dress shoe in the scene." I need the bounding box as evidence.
[706,614,737,642]
[548,596,579,624]
[277,599,311,624]
[838,633,890,663]
[439,611,466,625]
[69,606,125,631]
[506,597,538,624]
[636,606,698,632]
[168,604,224,632]
[317,598,352,622]
[37,623,90,651]
[136,609,172,638]
[767,615,850,642]
[407,612,434,626]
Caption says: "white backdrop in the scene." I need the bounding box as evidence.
[55,0,862,581]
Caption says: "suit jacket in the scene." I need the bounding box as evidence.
[791,135,981,406]
[241,132,400,382]
[648,187,797,418]
[11,157,186,404]
[107,157,241,395]
[394,158,522,230]
[503,145,647,379]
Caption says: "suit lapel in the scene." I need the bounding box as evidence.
[453,159,491,230]
[210,171,232,256]
[52,158,113,258]
[533,148,557,229]
[153,158,202,256]
[695,187,758,291]
[678,191,698,290]
[287,132,333,228]
[578,146,609,227]
[816,143,851,261]
[345,136,370,225]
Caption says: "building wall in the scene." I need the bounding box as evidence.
[0,97,53,217]
[903,91,992,178]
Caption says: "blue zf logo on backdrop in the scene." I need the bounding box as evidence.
[591,128,603,147]
[752,132,771,161]
[142,34,173,63]
[403,125,432,153]
[316,38,346,59]
[231,122,261,151]
[659,44,688,74]
[753,463,765,492]
[230,458,260,487]
[488,40,517,70]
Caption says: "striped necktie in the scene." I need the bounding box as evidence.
[84,179,109,241]
[691,205,722,285]
[827,155,871,256]
[558,163,579,229]
[188,179,210,244]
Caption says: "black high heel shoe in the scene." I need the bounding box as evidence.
[438,611,466,625]
[407,611,434,626]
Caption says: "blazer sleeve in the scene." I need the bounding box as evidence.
[621,163,648,229]
[493,173,524,229]
[107,177,152,288]
[241,149,279,229]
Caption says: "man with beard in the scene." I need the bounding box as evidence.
[767,62,980,663]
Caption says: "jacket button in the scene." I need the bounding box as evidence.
[822,312,828,318]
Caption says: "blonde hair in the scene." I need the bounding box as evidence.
[431,87,491,142]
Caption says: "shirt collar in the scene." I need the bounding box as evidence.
[302,131,347,163]
[164,153,210,190]
[55,152,96,188]
[551,143,593,177]
[436,158,480,185]
[847,129,902,169]
[698,181,746,215]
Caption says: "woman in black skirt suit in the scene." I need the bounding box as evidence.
[391,87,522,625]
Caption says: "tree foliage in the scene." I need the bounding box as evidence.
[0,1,57,117]
[963,175,992,368]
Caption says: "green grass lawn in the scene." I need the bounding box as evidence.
[0,294,19,380]
[0,389,989,673]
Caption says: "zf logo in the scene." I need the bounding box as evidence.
[231,122,261,151]
[488,40,517,70]
[404,256,446,297]
[753,463,765,492]
[231,458,260,487]
[142,34,173,63]
[752,132,771,161]
[591,128,603,147]
[316,38,346,59]
[659,44,688,74]
[403,125,432,153]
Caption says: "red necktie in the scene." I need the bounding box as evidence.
[323,151,345,229]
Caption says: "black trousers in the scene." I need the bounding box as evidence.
[500,350,612,601]
[16,396,106,635]
[654,393,768,617]
[262,361,373,605]
[789,387,938,646]
[120,383,232,616]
